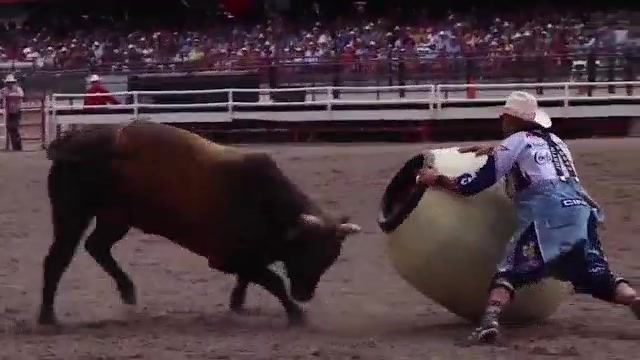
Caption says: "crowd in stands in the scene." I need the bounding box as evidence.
[0,6,636,74]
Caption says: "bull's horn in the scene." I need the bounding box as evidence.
[338,222,362,235]
[300,214,325,227]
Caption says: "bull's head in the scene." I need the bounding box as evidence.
[282,213,361,302]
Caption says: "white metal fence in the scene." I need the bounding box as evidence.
[51,81,640,111]
[20,81,640,146]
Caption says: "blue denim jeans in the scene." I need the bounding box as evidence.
[492,179,626,302]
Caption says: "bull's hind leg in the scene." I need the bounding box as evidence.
[39,174,94,325]
[39,214,92,325]
[84,218,135,306]
[239,268,305,326]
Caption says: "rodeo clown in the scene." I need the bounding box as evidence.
[416,91,640,344]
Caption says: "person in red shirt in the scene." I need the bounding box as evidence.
[84,74,119,106]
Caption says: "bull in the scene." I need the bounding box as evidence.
[39,120,361,326]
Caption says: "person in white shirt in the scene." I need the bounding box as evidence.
[0,74,24,151]
[416,91,640,344]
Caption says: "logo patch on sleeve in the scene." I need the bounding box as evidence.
[561,199,588,207]
[458,173,476,186]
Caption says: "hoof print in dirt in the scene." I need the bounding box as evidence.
[229,307,262,317]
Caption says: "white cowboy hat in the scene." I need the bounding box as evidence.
[88,74,101,82]
[4,74,16,83]
[501,91,552,128]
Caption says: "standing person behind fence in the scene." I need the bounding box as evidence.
[1,74,24,151]
[84,75,119,107]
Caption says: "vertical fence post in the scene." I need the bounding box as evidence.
[54,94,61,140]
[133,91,139,120]
[40,93,46,149]
[428,85,435,111]
[227,89,234,122]
[2,96,7,151]
[44,93,53,148]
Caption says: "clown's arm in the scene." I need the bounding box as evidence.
[420,133,528,196]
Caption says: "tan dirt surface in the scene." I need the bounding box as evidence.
[0,138,639,359]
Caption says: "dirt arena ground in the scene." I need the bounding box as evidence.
[0,138,639,359]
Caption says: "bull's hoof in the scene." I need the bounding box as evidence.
[119,284,137,305]
[287,309,306,327]
[229,303,245,314]
[229,295,245,314]
[631,299,640,319]
[229,289,246,313]
[37,311,58,326]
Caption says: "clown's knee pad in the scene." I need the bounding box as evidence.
[489,274,516,296]
[490,273,531,300]
[491,276,515,298]
[491,268,547,300]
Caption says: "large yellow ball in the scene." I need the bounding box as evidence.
[377,147,571,324]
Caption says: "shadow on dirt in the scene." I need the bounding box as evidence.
[7,310,638,345]
[6,308,302,338]
[507,318,640,342]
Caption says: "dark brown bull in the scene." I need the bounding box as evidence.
[40,121,361,326]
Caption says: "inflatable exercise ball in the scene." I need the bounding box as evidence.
[377,147,571,324]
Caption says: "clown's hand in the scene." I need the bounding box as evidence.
[592,207,605,228]
[458,145,494,157]
[415,168,440,186]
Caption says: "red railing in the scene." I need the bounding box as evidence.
[12,53,581,72]
[4,52,633,83]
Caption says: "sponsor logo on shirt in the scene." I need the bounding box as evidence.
[533,150,552,165]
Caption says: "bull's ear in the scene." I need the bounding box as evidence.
[300,214,325,227]
[337,222,362,237]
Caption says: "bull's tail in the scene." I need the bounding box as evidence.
[46,125,121,163]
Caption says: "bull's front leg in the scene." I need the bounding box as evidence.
[229,276,249,313]
[210,259,250,313]
[240,268,305,326]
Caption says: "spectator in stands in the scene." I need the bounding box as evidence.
[0,74,23,151]
[0,10,628,68]
[0,4,634,79]
[84,74,119,107]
